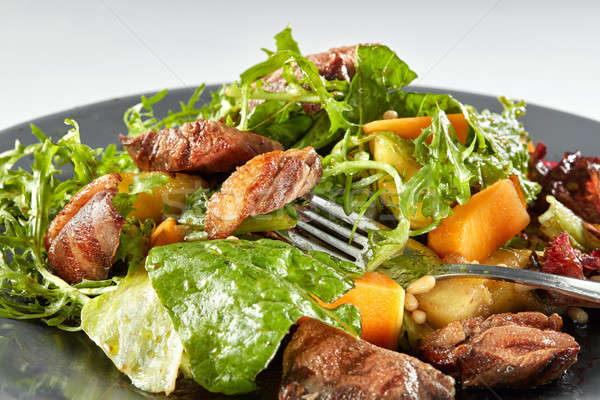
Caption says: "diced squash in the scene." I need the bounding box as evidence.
[509,175,527,207]
[151,217,187,247]
[363,113,469,145]
[319,272,405,349]
[369,134,430,229]
[428,179,530,262]
[118,172,207,222]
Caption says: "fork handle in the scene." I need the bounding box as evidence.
[438,264,600,304]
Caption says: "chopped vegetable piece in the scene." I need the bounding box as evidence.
[363,113,469,145]
[146,239,362,395]
[118,172,206,222]
[319,272,405,349]
[81,268,183,394]
[416,278,492,329]
[428,179,530,262]
[151,217,186,247]
[538,195,600,252]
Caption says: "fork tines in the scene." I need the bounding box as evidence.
[284,195,384,267]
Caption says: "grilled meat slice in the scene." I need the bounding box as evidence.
[119,119,283,174]
[205,147,321,239]
[280,319,455,400]
[250,45,364,114]
[419,312,579,388]
[262,45,358,91]
[45,173,125,284]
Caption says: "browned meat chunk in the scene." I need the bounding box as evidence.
[419,312,579,388]
[205,147,322,239]
[280,319,456,400]
[119,119,283,174]
[251,45,367,114]
[45,173,125,284]
[263,45,358,91]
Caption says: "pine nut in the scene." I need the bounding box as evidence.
[568,307,589,324]
[412,310,427,325]
[382,110,398,120]
[407,275,436,295]
[590,275,600,283]
[404,293,419,312]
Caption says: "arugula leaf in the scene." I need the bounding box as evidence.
[146,239,362,394]
[346,45,417,124]
[123,85,207,136]
[376,239,443,287]
[274,25,300,53]
[81,268,183,394]
[113,217,154,275]
[398,107,474,233]
[0,121,136,330]
[462,97,541,203]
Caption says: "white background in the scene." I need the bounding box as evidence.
[2,0,599,131]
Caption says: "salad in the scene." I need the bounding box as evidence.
[0,26,598,398]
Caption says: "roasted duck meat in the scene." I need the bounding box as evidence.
[533,149,600,224]
[45,173,125,284]
[419,312,579,388]
[119,119,282,174]
[280,318,455,400]
[205,147,321,239]
[251,45,363,113]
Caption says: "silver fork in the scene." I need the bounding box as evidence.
[280,194,600,304]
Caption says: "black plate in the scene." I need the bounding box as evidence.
[1,86,599,400]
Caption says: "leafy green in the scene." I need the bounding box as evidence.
[398,107,474,233]
[123,85,207,136]
[539,195,600,252]
[235,205,298,235]
[177,186,216,229]
[246,100,314,147]
[346,45,417,124]
[391,91,462,117]
[274,25,301,53]
[376,239,443,287]
[113,217,154,274]
[0,121,136,330]
[462,97,540,203]
[81,268,183,394]
[146,239,362,394]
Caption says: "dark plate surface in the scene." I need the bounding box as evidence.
[0,85,599,399]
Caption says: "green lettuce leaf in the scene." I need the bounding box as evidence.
[246,100,314,147]
[346,45,417,124]
[146,239,362,394]
[81,268,183,394]
[391,91,462,117]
